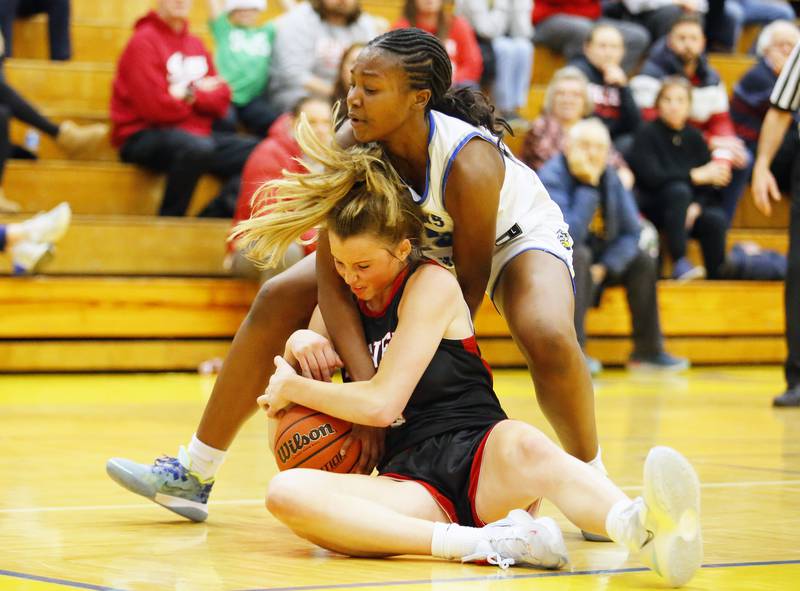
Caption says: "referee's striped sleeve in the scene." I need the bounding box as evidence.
[771,42,800,112]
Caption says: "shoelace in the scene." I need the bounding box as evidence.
[462,532,531,570]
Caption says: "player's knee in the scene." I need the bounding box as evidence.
[246,272,311,326]
[265,470,307,520]
[521,316,578,370]
[495,421,556,470]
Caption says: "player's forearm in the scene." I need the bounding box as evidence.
[282,376,390,426]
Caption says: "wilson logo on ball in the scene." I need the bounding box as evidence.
[276,422,337,463]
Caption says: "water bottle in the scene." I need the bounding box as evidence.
[24,129,40,155]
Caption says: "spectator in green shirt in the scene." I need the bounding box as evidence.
[207,0,277,135]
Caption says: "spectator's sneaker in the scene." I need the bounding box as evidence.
[773,385,800,407]
[11,241,53,275]
[106,455,213,522]
[56,120,109,158]
[628,352,690,373]
[17,202,71,244]
[0,188,21,213]
[584,353,603,376]
[672,257,706,281]
[637,446,703,587]
[462,509,568,569]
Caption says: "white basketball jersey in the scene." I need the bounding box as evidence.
[407,110,562,269]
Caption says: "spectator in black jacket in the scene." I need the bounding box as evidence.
[571,23,641,155]
[628,76,728,280]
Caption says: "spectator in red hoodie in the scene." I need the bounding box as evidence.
[533,0,649,73]
[393,0,483,87]
[111,0,258,217]
[228,95,334,281]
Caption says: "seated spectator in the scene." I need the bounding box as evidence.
[206,0,277,136]
[521,66,634,186]
[722,0,795,53]
[228,95,333,281]
[0,0,70,60]
[628,76,728,280]
[456,0,532,119]
[731,19,800,192]
[0,201,70,274]
[266,0,381,115]
[332,42,365,109]
[0,32,108,213]
[539,118,688,373]
[393,0,483,88]
[532,0,650,73]
[111,1,258,217]
[571,23,641,155]
[631,14,749,224]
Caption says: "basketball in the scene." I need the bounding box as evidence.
[273,405,361,473]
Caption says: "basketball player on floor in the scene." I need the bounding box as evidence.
[246,119,702,586]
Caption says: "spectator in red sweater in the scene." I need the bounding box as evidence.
[228,95,333,281]
[111,0,258,217]
[393,0,483,87]
[533,0,649,73]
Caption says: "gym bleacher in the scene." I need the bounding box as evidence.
[0,0,786,372]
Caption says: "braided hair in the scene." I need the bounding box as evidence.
[366,28,511,141]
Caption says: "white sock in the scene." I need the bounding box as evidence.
[431,522,486,560]
[587,447,608,476]
[605,498,648,552]
[177,434,226,482]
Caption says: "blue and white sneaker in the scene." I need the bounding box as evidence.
[106,454,213,522]
[11,240,53,275]
[18,202,71,243]
[462,509,568,569]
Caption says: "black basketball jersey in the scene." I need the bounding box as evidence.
[356,261,508,464]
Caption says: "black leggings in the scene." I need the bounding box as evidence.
[0,69,60,184]
[640,180,728,278]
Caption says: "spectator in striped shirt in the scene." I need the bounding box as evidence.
[751,40,800,407]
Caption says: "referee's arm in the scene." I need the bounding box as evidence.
[752,42,800,216]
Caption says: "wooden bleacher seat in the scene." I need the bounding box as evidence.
[0,277,784,370]
[3,161,220,216]
[0,215,231,275]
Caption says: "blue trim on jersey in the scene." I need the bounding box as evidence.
[440,131,482,209]
[412,111,437,205]
[489,247,576,303]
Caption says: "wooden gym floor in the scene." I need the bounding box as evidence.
[1,367,799,591]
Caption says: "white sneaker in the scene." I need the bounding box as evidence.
[462,509,568,569]
[635,447,703,587]
[18,202,71,244]
[11,241,53,274]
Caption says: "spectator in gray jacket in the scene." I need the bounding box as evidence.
[266,0,382,114]
[456,0,533,120]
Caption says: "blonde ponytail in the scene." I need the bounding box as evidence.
[231,110,411,268]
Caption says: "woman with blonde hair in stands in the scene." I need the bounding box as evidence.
[230,115,703,588]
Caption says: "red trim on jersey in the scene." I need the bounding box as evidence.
[381,472,458,523]
[460,335,494,383]
[467,423,499,527]
[357,264,412,318]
